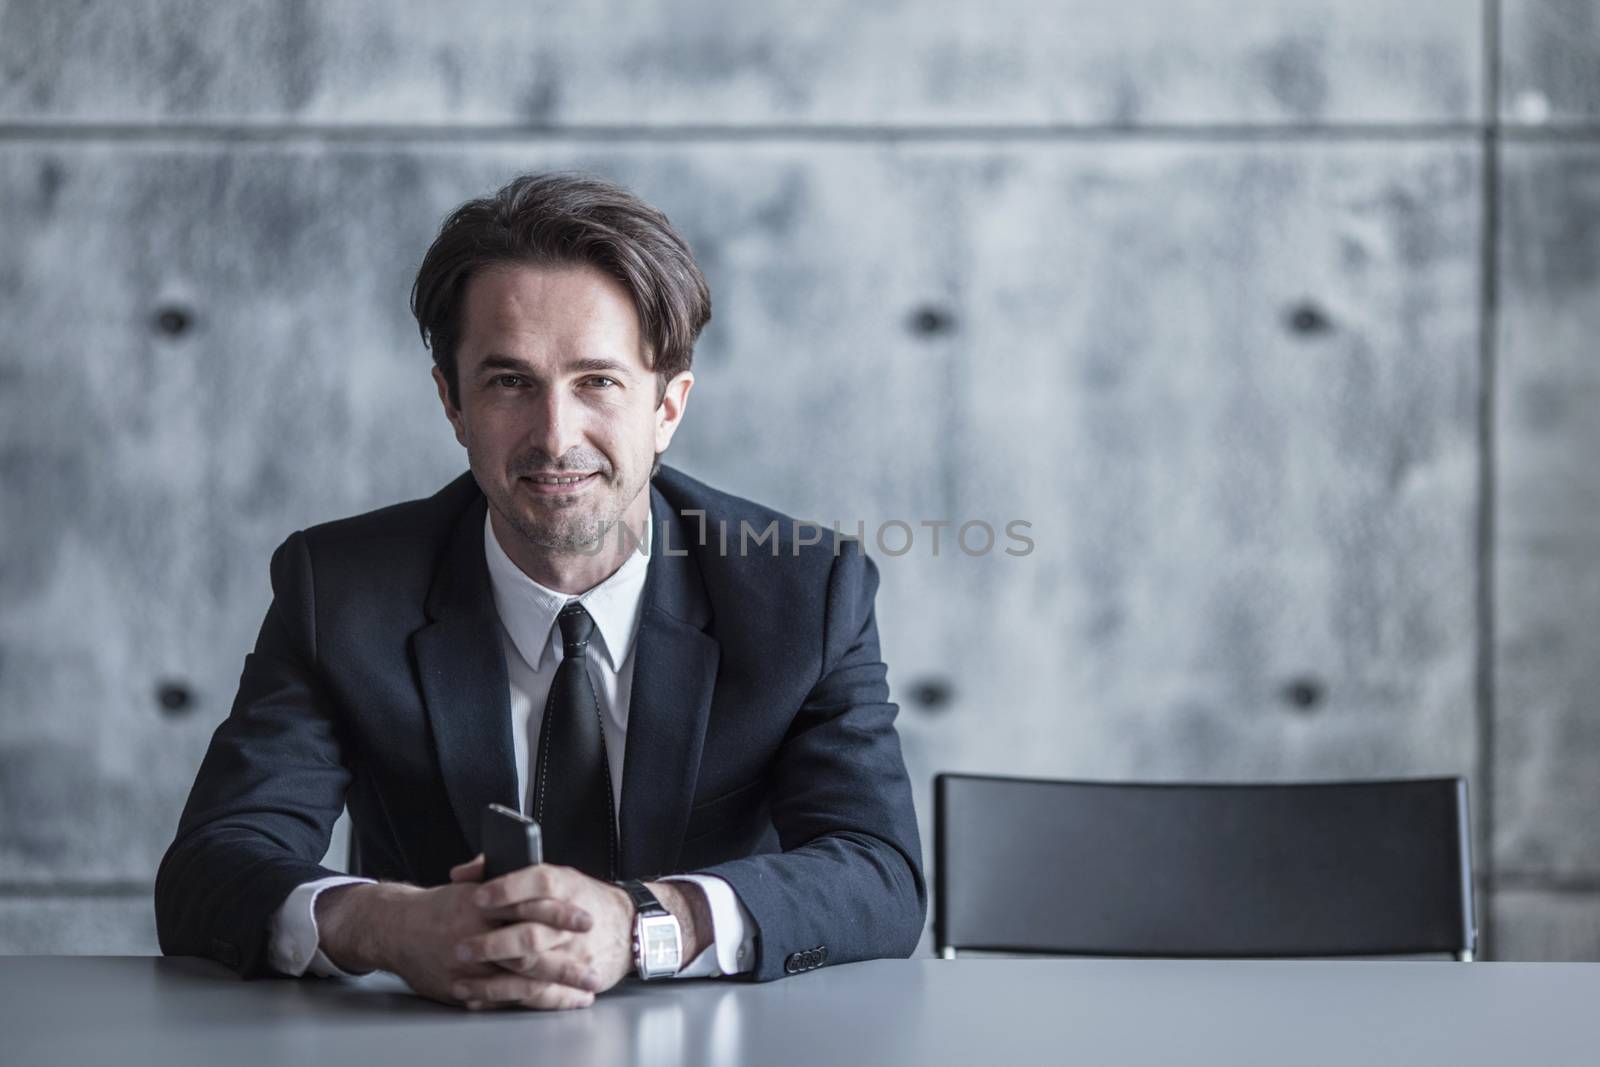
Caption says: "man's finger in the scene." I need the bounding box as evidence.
[522,986,595,1011]
[456,920,566,965]
[491,950,601,992]
[483,898,593,932]
[474,863,569,909]
[450,854,485,883]
[452,973,595,1011]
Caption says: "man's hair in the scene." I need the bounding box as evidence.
[411,171,712,408]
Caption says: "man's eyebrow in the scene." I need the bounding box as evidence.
[476,354,531,374]
[566,357,635,377]
[475,354,635,377]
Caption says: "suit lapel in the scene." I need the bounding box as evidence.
[619,484,720,879]
[412,492,518,857]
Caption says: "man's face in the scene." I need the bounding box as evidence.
[435,262,692,555]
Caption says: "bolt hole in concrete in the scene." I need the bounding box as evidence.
[154,306,193,337]
[1285,301,1332,336]
[1280,676,1325,712]
[156,680,194,715]
[907,677,954,712]
[907,305,957,337]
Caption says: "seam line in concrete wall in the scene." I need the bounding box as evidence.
[0,882,152,899]
[7,121,1599,145]
[1474,0,1502,961]
[1494,873,1600,896]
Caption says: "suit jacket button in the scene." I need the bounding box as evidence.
[817,946,828,964]
[785,952,803,974]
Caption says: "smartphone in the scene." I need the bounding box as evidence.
[482,803,543,880]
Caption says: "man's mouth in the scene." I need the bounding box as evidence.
[520,472,601,494]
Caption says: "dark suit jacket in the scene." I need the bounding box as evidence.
[155,465,926,981]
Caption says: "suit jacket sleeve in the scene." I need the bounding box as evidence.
[694,538,928,980]
[154,530,353,977]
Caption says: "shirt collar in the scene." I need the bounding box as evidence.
[483,508,652,674]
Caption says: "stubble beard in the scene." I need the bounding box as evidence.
[500,467,649,554]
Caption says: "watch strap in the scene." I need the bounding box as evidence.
[618,878,668,917]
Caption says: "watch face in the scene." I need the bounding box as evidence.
[640,917,680,973]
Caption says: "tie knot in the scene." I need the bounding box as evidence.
[557,601,594,654]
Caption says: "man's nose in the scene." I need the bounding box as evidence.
[530,388,584,461]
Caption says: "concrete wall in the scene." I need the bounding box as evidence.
[0,1,1594,960]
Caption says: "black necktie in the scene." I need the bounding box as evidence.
[531,602,616,880]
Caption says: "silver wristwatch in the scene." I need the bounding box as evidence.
[618,879,682,979]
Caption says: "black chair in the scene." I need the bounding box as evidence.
[934,774,1476,960]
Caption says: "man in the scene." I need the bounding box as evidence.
[155,172,925,1010]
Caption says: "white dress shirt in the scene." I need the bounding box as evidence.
[267,508,755,979]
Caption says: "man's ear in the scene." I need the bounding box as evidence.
[654,371,694,455]
[433,366,468,449]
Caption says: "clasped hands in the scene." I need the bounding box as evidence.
[317,856,650,1011]
[445,855,635,1010]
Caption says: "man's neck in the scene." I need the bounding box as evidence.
[488,495,652,595]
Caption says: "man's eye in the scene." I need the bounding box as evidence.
[586,377,618,388]
[493,374,525,388]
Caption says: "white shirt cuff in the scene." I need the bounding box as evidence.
[658,874,756,977]
[267,875,377,977]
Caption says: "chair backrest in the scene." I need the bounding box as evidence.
[934,774,1476,958]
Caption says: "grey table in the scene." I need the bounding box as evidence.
[3,956,1597,1065]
